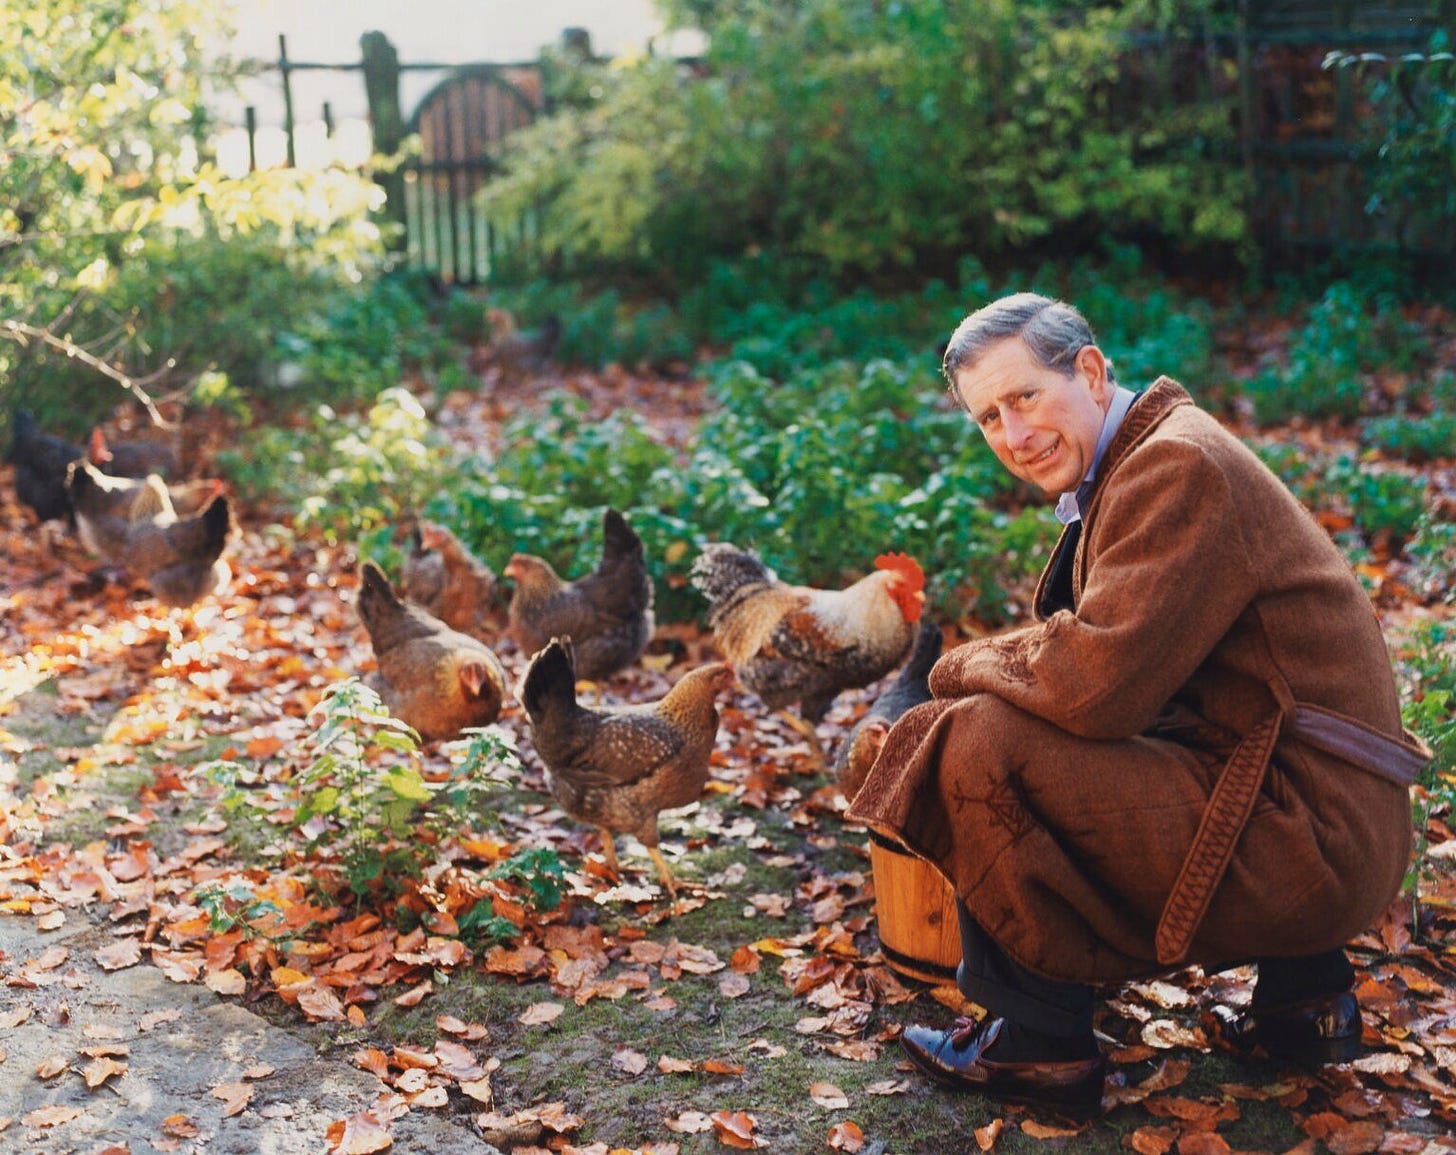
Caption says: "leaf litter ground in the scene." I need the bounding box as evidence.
[2,363,1456,1155]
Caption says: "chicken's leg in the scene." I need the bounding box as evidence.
[776,709,828,772]
[646,844,679,900]
[597,829,622,878]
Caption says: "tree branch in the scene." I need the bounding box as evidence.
[0,319,173,429]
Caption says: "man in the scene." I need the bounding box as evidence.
[848,292,1426,1119]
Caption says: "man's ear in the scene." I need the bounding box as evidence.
[1075,344,1110,403]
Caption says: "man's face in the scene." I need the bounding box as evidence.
[952,337,1112,497]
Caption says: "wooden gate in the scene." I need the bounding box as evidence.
[403,65,543,285]
[1239,0,1454,254]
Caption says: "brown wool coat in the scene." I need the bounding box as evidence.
[848,379,1418,984]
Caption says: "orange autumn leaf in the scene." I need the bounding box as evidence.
[36,1055,69,1079]
[160,1115,200,1138]
[974,1118,1004,1151]
[1176,1132,1233,1155]
[827,1120,865,1151]
[1129,1126,1177,1155]
[711,1110,764,1149]
[245,735,286,759]
[1021,1118,1084,1139]
[326,1110,394,1154]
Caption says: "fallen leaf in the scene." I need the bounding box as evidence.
[212,1081,254,1118]
[974,1118,1004,1151]
[864,1079,910,1096]
[1021,1118,1083,1139]
[826,1120,865,1151]
[1128,1125,1177,1155]
[326,1109,393,1153]
[612,1048,649,1076]
[160,1115,199,1138]
[21,1104,84,1128]
[665,1111,714,1134]
[36,1055,69,1079]
[809,1082,850,1109]
[1176,1133,1232,1155]
[710,1110,764,1149]
[205,968,246,996]
[519,1001,564,1026]
[83,1056,126,1088]
[95,939,142,971]
[659,1055,695,1074]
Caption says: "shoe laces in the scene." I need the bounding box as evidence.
[949,1016,982,1047]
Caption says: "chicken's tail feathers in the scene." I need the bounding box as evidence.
[688,542,776,606]
[357,559,402,623]
[196,492,233,560]
[600,508,645,564]
[521,636,577,721]
[11,406,37,443]
[900,617,944,684]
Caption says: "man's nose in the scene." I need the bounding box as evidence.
[1001,410,1032,450]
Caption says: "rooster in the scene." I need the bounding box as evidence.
[7,408,84,523]
[521,636,735,897]
[690,546,925,763]
[832,617,942,803]
[401,520,497,638]
[504,508,655,680]
[356,560,507,741]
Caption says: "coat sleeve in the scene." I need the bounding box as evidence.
[928,435,1261,739]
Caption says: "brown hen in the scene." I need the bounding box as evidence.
[504,508,654,680]
[356,560,507,741]
[521,636,734,896]
[401,521,497,638]
[66,461,235,606]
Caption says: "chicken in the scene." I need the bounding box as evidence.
[66,460,235,606]
[7,408,84,523]
[486,310,561,372]
[356,560,507,741]
[504,508,655,680]
[521,636,735,896]
[400,520,497,637]
[832,617,942,803]
[689,545,926,761]
[88,426,180,479]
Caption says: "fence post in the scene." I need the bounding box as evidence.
[278,34,296,168]
[244,105,258,173]
[361,30,406,248]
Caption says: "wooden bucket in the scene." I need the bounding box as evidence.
[868,831,961,984]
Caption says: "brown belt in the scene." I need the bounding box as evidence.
[1154,704,1431,966]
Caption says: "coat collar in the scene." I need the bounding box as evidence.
[1083,377,1193,508]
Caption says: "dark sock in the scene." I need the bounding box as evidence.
[984,1019,1099,1063]
[1252,950,1355,1008]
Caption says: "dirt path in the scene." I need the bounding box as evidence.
[0,913,498,1153]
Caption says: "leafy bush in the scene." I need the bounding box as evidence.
[205,680,519,903]
[1362,412,1456,463]
[1328,34,1456,253]
[481,0,1245,288]
[1246,281,1429,425]
[222,387,455,558]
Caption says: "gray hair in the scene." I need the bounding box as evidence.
[941,292,1116,405]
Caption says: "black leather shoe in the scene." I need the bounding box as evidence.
[900,1017,1105,1120]
[1212,990,1362,1065]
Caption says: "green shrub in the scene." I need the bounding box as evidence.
[205,680,518,904]
[1362,412,1456,463]
[1246,281,1429,425]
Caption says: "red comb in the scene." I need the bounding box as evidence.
[873,552,924,592]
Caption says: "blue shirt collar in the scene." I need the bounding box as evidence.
[1054,384,1139,525]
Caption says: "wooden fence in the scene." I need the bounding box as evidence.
[238,12,1454,285]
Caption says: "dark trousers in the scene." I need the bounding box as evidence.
[954,900,1356,1037]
